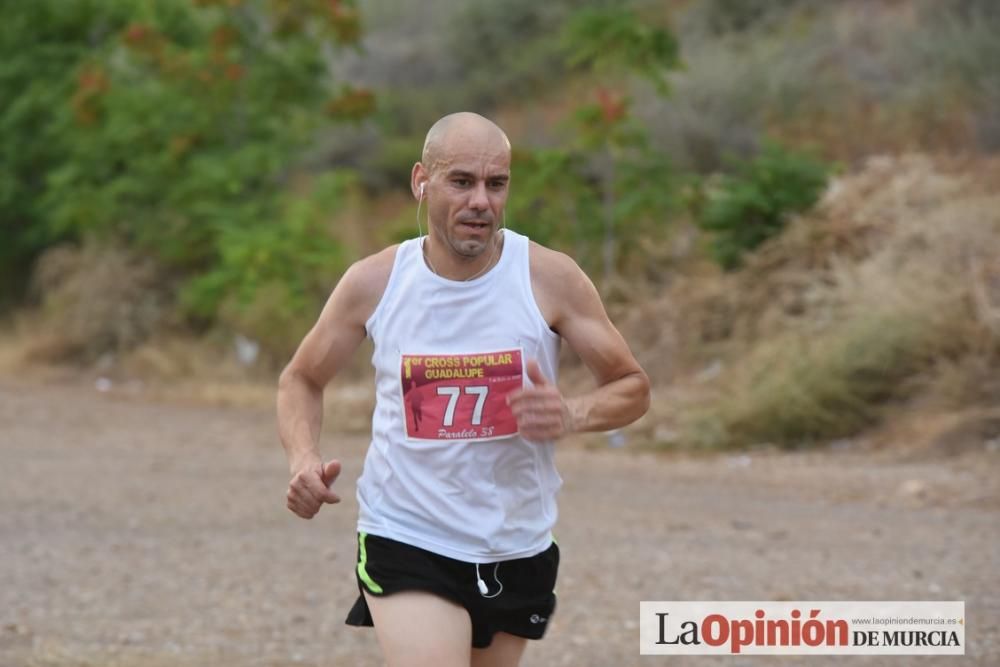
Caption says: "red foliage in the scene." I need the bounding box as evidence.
[595,87,626,123]
[326,87,375,119]
[72,66,110,126]
[224,63,245,81]
[77,67,109,94]
[211,25,237,50]
[124,23,149,47]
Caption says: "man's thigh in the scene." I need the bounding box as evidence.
[471,632,528,667]
[363,590,472,667]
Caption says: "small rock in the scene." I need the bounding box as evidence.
[234,334,260,366]
[607,430,626,448]
[696,359,723,382]
[654,426,678,443]
[898,479,927,498]
[727,455,752,468]
[120,630,145,645]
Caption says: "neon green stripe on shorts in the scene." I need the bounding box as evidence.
[357,532,384,594]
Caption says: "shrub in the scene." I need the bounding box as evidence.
[696,142,831,269]
[682,301,964,449]
[180,171,352,359]
[27,241,171,363]
[672,156,1000,449]
[683,0,819,37]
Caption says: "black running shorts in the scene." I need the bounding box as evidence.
[345,532,559,649]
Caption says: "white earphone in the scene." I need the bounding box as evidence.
[475,562,502,598]
[419,183,425,198]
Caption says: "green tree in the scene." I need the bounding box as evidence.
[1,0,371,353]
[0,1,126,306]
[509,6,680,290]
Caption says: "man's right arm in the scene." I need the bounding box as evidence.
[277,246,396,518]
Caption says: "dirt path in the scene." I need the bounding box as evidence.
[1,379,998,666]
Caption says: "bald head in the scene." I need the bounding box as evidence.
[421,112,511,174]
[411,112,511,260]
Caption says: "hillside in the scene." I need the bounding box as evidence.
[621,153,1000,452]
[1,0,998,455]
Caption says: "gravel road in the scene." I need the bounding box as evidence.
[1,379,997,666]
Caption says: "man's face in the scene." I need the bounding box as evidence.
[424,138,510,258]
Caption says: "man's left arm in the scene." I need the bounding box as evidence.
[507,250,651,441]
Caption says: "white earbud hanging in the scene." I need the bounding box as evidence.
[475,562,503,598]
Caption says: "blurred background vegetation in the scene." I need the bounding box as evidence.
[2,0,998,450]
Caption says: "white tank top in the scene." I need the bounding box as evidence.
[356,229,562,562]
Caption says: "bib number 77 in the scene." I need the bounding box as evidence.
[400,349,523,441]
[437,385,489,426]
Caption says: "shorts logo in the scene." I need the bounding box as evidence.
[530,614,547,624]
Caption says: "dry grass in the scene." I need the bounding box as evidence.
[680,276,968,448]
[19,240,171,365]
[1,233,377,425]
[0,323,376,434]
[636,155,1000,449]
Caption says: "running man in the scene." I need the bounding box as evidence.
[277,112,650,667]
[406,378,424,433]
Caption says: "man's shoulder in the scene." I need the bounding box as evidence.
[347,244,399,287]
[526,240,597,327]
[527,240,586,292]
[336,244,400,314]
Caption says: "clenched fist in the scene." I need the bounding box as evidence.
[507,360,574,441]
[286,458,341,519]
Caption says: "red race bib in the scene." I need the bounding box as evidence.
[400,349,523,441]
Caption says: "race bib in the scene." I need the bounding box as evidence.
[400,349,523,441]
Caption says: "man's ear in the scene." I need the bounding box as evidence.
[411,162,427,200]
